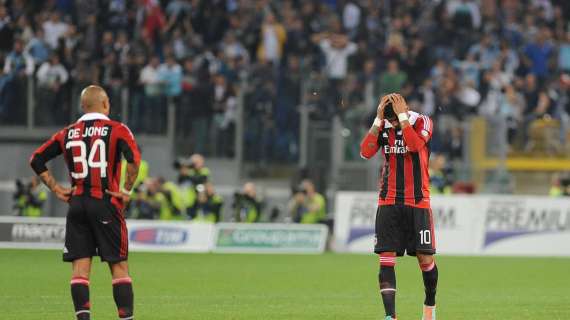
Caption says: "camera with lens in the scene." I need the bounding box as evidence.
[173,157,195,170]
[292,184,307,195]
[13,179,32,200]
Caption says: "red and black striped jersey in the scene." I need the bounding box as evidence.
[30,113,140,209]
[360,111,432,209]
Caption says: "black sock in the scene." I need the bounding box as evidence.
[70,277,90,320]
[379,266,397,317]
[422,264,438,306]
[113,278,134,319]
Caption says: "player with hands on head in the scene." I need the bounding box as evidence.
[360,93,438,320]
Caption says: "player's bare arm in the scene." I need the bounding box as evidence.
[369,95,390,136]
[106,162,139,203]
[391,93,429,152]
[39,171,73,202]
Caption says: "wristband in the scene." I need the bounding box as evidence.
[121,187,133,196]
[398,112,409,122]
[373,117,382,127]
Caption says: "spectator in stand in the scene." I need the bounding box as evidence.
[36,54,69,125]
[25,28,50,67]
[158,54,183,98]
[468,34,499,70]
[559,32,570,73]
[313,25,357,116]
[523,27,555,80]
[379,59,408,96]
[0,5,14,53]
[42,11,69,50]
[2,39,33,123]
[342,0,361,39]
[257,12,287,66]
[139,56,164,133]
[212,74,237,157]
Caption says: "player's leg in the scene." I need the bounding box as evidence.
[109,261,135,320]
[65,197,97,320]
[88,198,134,320]
[71,258,93,320]
[375,205,403,320]
[417,253,438,320]
[411,207,438,320]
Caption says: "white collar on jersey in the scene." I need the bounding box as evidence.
[383,111,420,128]
[77,112,110,122]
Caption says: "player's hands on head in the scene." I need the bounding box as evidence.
[105,189,131,204]
[390,93,408,115]
[377,95,391,120]
[54,185,74,202]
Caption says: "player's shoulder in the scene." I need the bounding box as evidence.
[409,111,432,128]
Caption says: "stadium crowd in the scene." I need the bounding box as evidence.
[0,0,568,163]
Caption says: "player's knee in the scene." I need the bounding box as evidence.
[417,254,435,271]
[72,258,91,279]
[110,261,129,279]
[379,252,396,267]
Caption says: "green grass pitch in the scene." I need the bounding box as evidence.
[1,249,569,319]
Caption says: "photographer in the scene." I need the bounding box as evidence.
[288,179,326,224]
[189,182,224,222]
[13,176,47,217]
[175,154,211,216]
[233,182,263,223]
[129,179,161,220]
[550,173,570,197]
[130,177,185,220]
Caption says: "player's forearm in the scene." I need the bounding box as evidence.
[123,163,139,192]
[360,131,380,159]
[39,171,59,192]
[402,126,425,151]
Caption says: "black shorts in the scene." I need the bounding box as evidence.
[374,205,436,256]
[63,196,128,263]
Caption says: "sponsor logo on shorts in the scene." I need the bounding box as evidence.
[130,227,188,245]
[484,200,570,247]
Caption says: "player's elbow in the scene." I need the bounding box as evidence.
[29,154,47,175]
[360,151,372,160]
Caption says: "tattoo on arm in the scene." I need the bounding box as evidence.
[39,171,58,192]
[124,163,139,191]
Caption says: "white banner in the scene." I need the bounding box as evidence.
[0,217,215,253]
[127,221,215,253]
[334,192,570,256]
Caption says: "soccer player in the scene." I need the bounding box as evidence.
[29,85,140,320]
[360,93,438,320]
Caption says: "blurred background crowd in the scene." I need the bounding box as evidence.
[2,0,570,218]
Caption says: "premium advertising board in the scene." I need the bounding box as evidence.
[213,223,328,254]
[334,192,570,256]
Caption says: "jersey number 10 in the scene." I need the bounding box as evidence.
[65,140,108,179]
[419,230,432,245]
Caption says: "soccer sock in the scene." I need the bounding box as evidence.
[70,277,91,320]
[112,277,134,320]
[379,254,397,318]
[420,261,438,306]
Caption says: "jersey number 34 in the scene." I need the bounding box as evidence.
[65,140,108,179]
